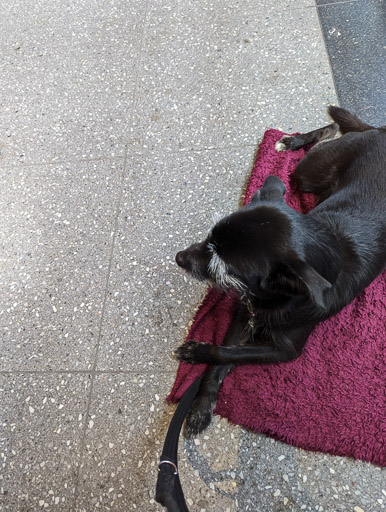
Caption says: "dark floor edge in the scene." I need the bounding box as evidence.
[315,1,341,108]
[316,0,386,126]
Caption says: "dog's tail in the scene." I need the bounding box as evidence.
[328,106,375,134]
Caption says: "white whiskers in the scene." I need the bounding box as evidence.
[207,243,246,292]
[211,211,227,225]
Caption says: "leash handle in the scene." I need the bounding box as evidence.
[156,376,203,511]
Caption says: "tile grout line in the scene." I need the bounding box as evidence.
[71,0,150,506]
[130,0,150,110]
[0,155,124,170]
[0,143,259,170]
[70,144,129,510]
[92,144,130,385]
[86,0,151,378]
[178,143,258,153]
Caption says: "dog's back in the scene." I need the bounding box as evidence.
[299,108,386,311]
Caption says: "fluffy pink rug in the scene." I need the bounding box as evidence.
[168,129,386,466]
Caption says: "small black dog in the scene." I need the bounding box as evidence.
[175,106,386,438]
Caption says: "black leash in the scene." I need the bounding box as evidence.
[155,376,203,511]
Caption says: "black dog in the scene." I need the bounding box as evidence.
[175,106,386,438]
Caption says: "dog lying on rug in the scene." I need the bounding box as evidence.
[174,106,386,438]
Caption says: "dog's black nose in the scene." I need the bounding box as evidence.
[175,251,187,268]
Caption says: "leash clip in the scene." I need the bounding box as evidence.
[158,460,178,475]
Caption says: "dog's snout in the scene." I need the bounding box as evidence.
[175,243,209,281]
[175,250,188,269]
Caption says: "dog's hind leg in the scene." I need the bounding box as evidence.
[184,363,235,438]
[294,130,368,198]
[182,306,249,437]
[275,123,339,152]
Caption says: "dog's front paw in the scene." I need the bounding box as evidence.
[275,136,293,152]
[173,340,210,364]
[184,398,213,438]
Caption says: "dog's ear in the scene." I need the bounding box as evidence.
[262,259,332,310]
[250,176,286,204]
[288,259,332,309]
[250,190,261,203]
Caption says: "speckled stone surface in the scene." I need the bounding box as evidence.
[1,0,384,511]
[0,373,90,510]
[130,1,336,152]
[73,373,176,511]
[96,147,255,371]
[183,428,385,511]
[0,160,123,370]
[0,0,146,165]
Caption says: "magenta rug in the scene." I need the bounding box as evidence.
[168,129,386,467]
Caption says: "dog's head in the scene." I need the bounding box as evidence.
[176,176,332,309]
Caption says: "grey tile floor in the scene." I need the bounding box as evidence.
[0,1,384,511]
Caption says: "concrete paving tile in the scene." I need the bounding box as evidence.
[0,0,146,165]
[121,146,256,266]
[0,373,90,511]
[129,2,337,152]
[74,373,238,512]
[96,146,255,371]
[96,263,205,373]
[74,373,173,511]
[0,160,122,370]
